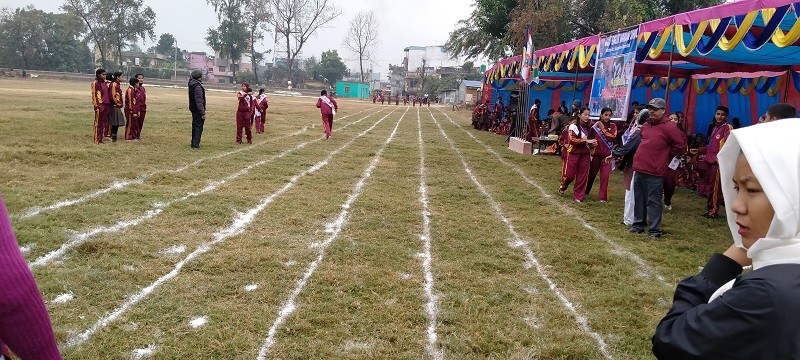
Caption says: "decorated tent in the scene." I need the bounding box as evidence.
[483,0,800,133]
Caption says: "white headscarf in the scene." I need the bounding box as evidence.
[709,119,800,301]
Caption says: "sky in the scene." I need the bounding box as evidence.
[5,0,485,74]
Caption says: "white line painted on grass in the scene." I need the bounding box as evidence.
[245,283,259,292]
[51,292,75,304]
[18,107,377,219]
[434,109,670,289]
[189,316,209,329]
[428,111,613,360]
[255,107,408,359]
[131,344,156,359]
[19,243,33,254]
[415,108,443,360]
[30,109,385,269]
[65,108,399,349]
[161,244,186,256]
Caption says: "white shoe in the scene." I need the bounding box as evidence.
[665,205,672,211]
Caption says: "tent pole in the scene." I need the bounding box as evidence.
[783,69,791,103]
[571,62,579,105]
[665,22,676,109]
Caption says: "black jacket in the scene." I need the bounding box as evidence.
[653,254,800,359]
[188,78,206,114]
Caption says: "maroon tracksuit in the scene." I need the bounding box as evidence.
[254,95,268,133]
[316,95,338,139]
[236,92,253,143]
[124,86,141,140]
[560,123,592,201]
[137,85,146,138]
[586,120,617,201]
[703,122,732,216]
[91,79,110,144]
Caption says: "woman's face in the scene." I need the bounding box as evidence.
[668,114,678,123]
[731,153,775,248]
[600,111,612,122]
[579,110,590,123]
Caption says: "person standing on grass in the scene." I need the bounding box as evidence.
[608,108,649,226]
[254,88,268,134]
[698,106,731,219]
[236,83,254,144]
[586,107,617,202]
[652,120,800,359]
[316,89,338,140]
[106,71,126,142]
[188,70,206,150]
[91,69,111,144]
[663,112,687,211]
[0,195,62,359]
[135,74,147,139]
[629,98,687,238]
[559,107,597,202]
[124,77,141,141]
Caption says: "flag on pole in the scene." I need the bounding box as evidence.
[520,26,539,84]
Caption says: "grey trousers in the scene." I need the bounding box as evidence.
[632,172,664,236]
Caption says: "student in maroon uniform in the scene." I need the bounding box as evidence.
[107,71,126,142]
[316,89,338,140]
[254,88,268,134]
[91,69,110,144]
[236,83,254,144]
[559,107,597,202]
[135,73,147,139]
[699,106,732,219]
[586,107,617,202]
[124,77,141,141]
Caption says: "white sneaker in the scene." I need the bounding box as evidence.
[665,205,672,211]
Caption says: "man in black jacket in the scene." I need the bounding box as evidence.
[188,70,206,149]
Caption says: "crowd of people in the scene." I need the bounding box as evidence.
[372,93,433,107]
[91,69,147,144]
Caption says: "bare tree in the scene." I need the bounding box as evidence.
[61,0,108,68]
[342,11,378,82]
[243,0,272,84]
[269,0,341,83]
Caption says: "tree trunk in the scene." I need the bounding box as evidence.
[250,27,259,84]
[232,61,238,84]
[359,53,364,82]
[285,32,292,85]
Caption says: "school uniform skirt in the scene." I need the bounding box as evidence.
[109,107,126,126]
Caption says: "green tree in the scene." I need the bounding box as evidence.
[0,6,92,72]
[242,0,272,84]
[445,0,518,61]
[108,0,155,68]
[318,50,346,86]
[237,69,258,84]
[206,0,249,83]
[154,33,176,56]
[304,56,319,80]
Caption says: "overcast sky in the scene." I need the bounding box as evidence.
[5,0,484,74]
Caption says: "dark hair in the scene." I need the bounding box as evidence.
[534,98,541,104]
[731,117,741,129]
[600,107,613,115]
[135,73,143,78]
[259,88,265,95]
[547,109,555,116]
[109,70,123,82]
[716,105,729,116]
[767,103,796,120]
[129,77,139,86]
[95,68,106,78]
[321,90,327,96]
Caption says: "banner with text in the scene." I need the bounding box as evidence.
[589,27,639,120]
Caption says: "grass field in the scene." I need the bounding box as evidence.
[0,78,733,359]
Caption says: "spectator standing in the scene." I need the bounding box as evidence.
[188,70,206,150]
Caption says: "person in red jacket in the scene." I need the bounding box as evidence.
[700,106,732,219]
[559,107,597,202]
[316,89,338,140]
[586,107,617,202]
[91,69,110,144]
[236,83,254,144]
[124,77,141,141]
[629,98,687,238]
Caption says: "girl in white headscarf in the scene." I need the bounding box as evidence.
[652,119,800,359]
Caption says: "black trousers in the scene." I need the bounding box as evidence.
[632,172,665,236]
[191,111,205,148]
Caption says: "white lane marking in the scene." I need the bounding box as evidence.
[18,107,377,219]
[435,108,670,288]
[428,110,613,360]
[415,108,443,360]
[20,243,34,254]
[51,292,75,304]
[65,108,399,348]
[244,284,259,292]
[131,344,156,359]
[161,244,186,256]
[29,109,385,269]
[189,316,209,329]
[255,107,408,359]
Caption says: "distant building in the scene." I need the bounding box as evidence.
[403,46,465,72]
[459,80,483,104]
[336,81,371,99]
[188,51,254,84]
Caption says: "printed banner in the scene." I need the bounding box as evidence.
[589,27,638,120]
